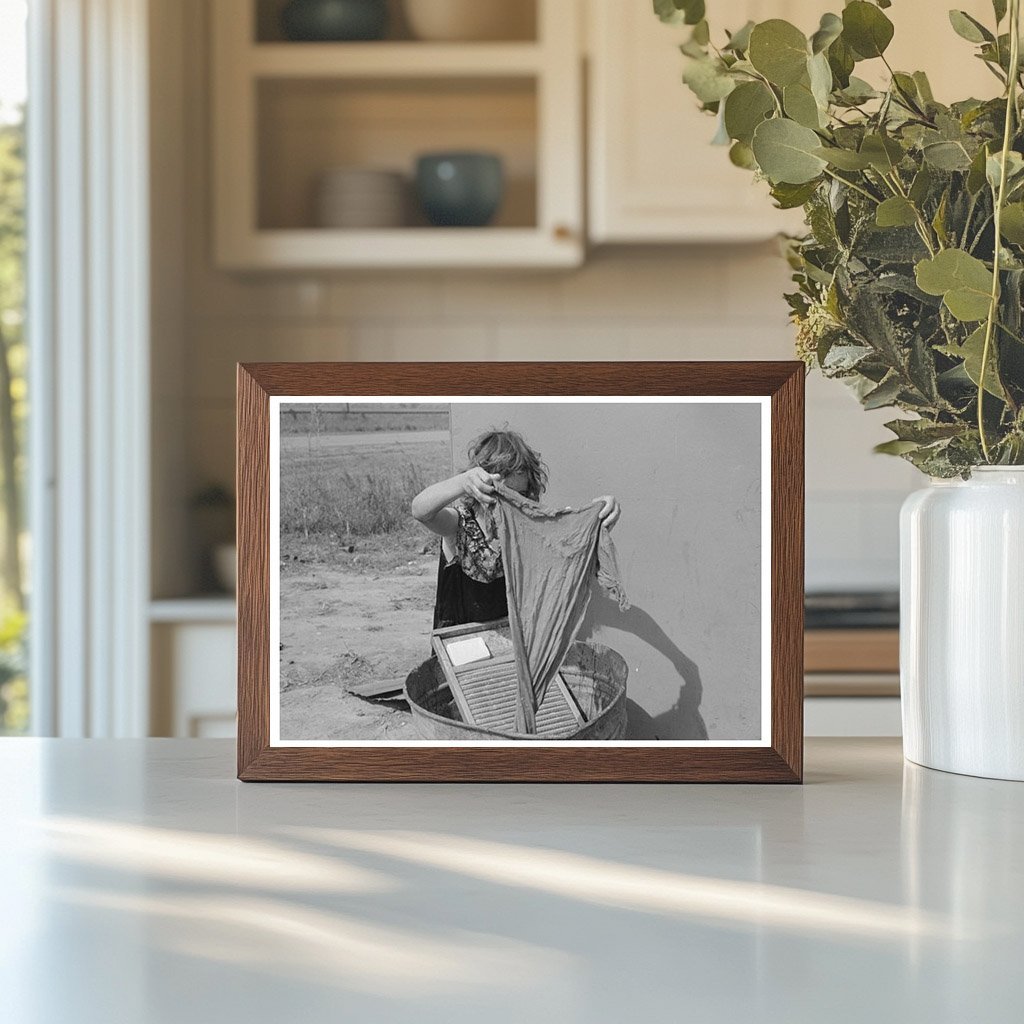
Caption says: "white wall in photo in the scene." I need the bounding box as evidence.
[451,402,764,742]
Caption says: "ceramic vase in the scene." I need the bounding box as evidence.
[900,467,1024,781]
[281,0,388,42]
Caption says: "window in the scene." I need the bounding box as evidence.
[0,0,28,734]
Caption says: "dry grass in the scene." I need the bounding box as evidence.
[282,459,431,538]
[279,430,451,566]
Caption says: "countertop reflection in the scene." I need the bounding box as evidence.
[1,738,1021,1023]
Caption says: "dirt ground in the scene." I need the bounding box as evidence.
[279,529,438,741]
[278,421,454,741]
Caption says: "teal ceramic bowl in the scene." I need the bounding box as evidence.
[415,153,505,228]
[280,0,388,42]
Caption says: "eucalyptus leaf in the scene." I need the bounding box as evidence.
[808,52,833,109]
[827,35,856,89]
[913,71,935,104]
[967,144,992,194]
[724,20,755,53]
[915,249,994,322]
[784,80,825,129]
[892,72,923,110]
[814,146,872,170]
[724,81,775,144]
[874,439,922,455]
[748,20,809,86]
[948,10,994,44]
[770,180,820,209]
[842,1,895,59]
[810,12,843,54]
[909,165,934,205]
[653,0,705,26]
[711,107,731,145]
[683,57,736,104]
[729,140,757,169]
[939,325,1006,398]
[861,133,904,173]
[986,150,1024,190]
[923,140,973,171]
[876,197,918,228]
[661,0,1024,475]
[1000,203,1024,244]
[752,118,828,184]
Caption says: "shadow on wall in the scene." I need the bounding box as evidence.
[583,593,708,741]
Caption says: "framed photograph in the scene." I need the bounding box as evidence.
[237,362,804,782]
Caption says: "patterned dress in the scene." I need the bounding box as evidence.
[432,499,508,630]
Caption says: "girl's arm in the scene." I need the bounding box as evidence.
[411,468,501,537]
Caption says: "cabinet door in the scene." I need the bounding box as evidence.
[588,0,995,244]
[588,0,812,243]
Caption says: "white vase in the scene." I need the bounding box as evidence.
[900,467,1024,781]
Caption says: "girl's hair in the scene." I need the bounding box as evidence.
[466,427,548,500]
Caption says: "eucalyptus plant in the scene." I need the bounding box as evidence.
[657,0,1024,476]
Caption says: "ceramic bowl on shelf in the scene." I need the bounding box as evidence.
[414,152,504,227]
[280,0,389,42]
[402,0,534,42]
[315,167,408,228]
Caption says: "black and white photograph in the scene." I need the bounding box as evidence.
[270,397,769,745]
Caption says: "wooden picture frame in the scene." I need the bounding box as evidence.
[237,362,804,782]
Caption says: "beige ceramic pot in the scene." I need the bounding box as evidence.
[403,0,534,41]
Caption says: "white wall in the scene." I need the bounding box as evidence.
[156,0,922,598]
[451,401,764,741]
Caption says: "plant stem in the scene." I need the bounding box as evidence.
[884,170,939,254]
[750,69,784,117]
[822,167,880,204]
[979,0,1021,462]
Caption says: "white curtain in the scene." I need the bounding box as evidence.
[28,0,150,736]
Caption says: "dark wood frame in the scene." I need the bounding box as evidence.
[237,362,804,782]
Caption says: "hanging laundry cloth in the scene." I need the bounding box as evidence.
[491,481,629,734]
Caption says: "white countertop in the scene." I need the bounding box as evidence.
[1,737,1021,1023]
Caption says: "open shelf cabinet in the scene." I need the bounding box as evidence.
[212,0,583,268]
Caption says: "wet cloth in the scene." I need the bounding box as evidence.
[492,482,629,733]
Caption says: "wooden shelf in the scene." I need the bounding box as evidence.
[217,227,580,270]
[805,629,900,675]
[249,42,544,78]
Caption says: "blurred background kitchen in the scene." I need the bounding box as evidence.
[0,0,998,741]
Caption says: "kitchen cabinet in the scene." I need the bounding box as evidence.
[587,0,813,243]
[586,0,999,244]
[211,0,583,269]
[150,600,237,738]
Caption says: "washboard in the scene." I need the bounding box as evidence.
[431,619,585,736]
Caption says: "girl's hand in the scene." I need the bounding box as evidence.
[592,495,621,529]
[462,467,502,505]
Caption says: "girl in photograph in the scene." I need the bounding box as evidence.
[411,428,621,630]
